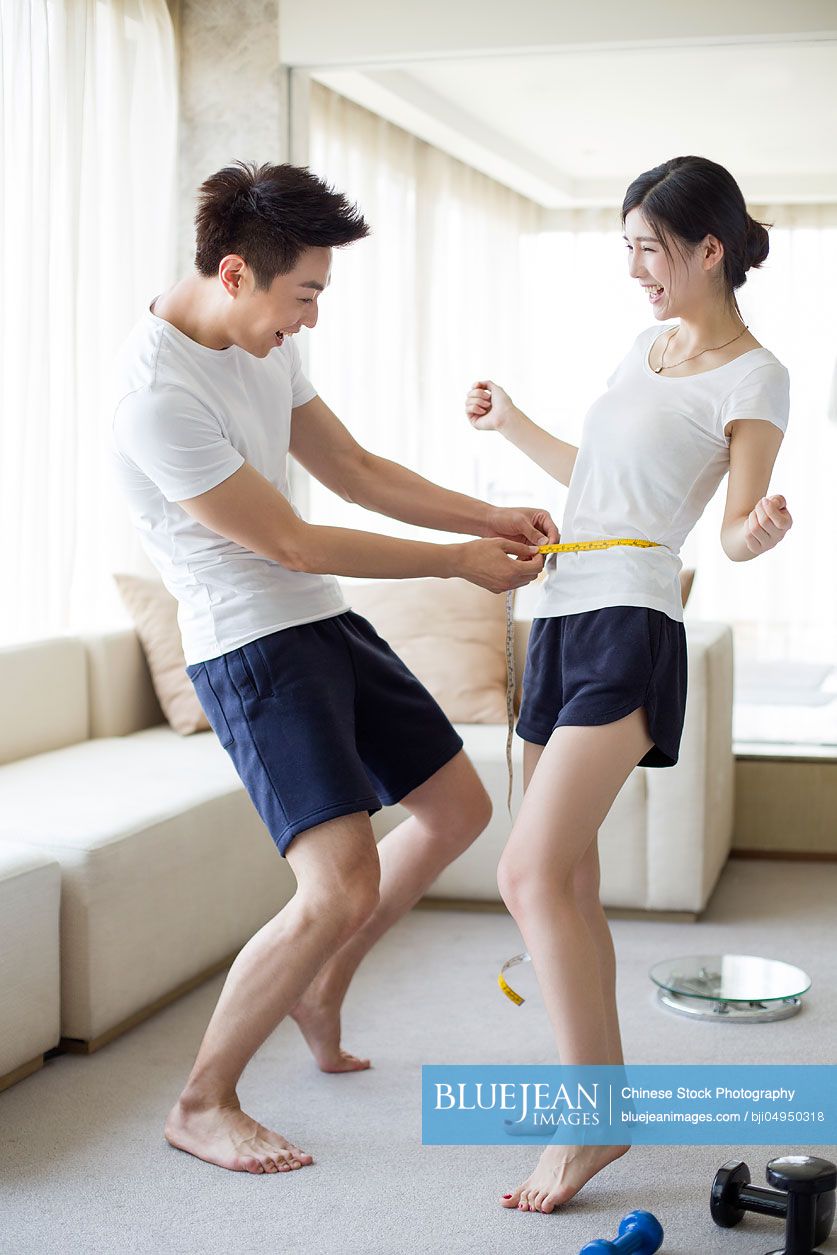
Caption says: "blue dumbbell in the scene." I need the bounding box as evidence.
[579,1208,664,1253]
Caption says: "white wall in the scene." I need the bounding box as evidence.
[279,0,837,67]
[173,0,289,275]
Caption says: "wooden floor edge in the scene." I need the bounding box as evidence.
[58,946,240,1055]
[0,1054,44,1094]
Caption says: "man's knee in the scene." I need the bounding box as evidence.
[403,753,492,854]
[298,864,380,940]
[287,815,381,937]
[338,870,381,934]
[461,778,492,841]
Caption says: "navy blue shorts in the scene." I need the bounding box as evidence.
[185,611,464,856]
[516,607,688,768]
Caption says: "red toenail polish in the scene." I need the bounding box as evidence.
[503,1194,512,1199]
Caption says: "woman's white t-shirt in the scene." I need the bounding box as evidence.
[111,310,349,665]
[533,325,790,624]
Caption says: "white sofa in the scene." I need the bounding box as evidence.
[0,616,733,1092]
[373,619,735,917]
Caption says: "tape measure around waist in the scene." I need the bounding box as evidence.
[537,538,662,554]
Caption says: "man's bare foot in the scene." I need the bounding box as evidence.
[501,1143,630,1213]
[290,984,370,1073]
[164,1093,314,1174]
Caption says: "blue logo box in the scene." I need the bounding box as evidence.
[421,1065,837,1145]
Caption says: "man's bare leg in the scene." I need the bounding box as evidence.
[498,709,654,1213]
[290,750,491,1070]
[164,811,382,1174]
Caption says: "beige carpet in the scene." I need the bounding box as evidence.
[1,858,836,1254]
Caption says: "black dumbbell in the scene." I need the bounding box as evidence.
[711,1155,836,1254]
[578,1208,664,1253]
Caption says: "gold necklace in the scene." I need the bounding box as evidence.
[654,323,749,373]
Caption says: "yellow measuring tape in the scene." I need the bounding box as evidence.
[537,539,661,555]
[499,537,663,1005]
[498,952,530,1005]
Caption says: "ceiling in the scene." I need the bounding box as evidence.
[310,39,837,209]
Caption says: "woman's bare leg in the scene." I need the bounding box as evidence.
[522,741,623,1067]
[499,709,653,1212]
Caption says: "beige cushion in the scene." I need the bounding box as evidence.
[112,574,209,735]
[347,578,508,723]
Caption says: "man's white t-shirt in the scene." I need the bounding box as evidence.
[533,325,790,624]
[111,309,349,664]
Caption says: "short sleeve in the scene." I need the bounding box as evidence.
[718,361,790,443]
[112,386,245,502]
[288,337,317,409]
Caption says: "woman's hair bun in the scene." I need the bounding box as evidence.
[745,215,770,271]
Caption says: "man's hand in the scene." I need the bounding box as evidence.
[452,538,545,593]
[466,380,517,432]
[745,493,793,555]
[486,505,560,547]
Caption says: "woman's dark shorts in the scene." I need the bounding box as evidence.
[186,611,464,856]
[516,606,688,767]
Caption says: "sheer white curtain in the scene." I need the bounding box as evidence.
[684,205,837,664]
[0,0,178,645]
[305,81,547,542]
[306,84,837,665]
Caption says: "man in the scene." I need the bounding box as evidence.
[111,160,557,1176]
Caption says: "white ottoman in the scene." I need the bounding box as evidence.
[0,843,61,1092]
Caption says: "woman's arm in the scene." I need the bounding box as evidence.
[466,380,579,488]
[720,419,793,560]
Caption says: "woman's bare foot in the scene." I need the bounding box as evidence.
[290,982,370,1073]
[164,1092,314,1174]
[501,1143,630,1213]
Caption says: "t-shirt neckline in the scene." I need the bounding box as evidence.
[643,325,768,381]
[147,300,235,358]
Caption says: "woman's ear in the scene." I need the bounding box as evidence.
[702,234,725,272]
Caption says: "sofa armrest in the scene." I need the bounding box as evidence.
[81,629,164,738]
[644,620,734,913]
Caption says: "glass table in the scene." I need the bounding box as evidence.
[649,954,812,1022]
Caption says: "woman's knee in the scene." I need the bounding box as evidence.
[571,846,602,906]
[497,850,567,917]
[498,845,599,917]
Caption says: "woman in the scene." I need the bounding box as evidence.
[465,155,793,1214]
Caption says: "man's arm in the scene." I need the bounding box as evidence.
[176,460,543,593]
[720,419,792,561]
[288,394,559,544]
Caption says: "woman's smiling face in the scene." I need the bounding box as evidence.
[623,206,725,321]
[623,207,678,319]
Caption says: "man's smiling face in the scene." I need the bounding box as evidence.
[223,246,332,357]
